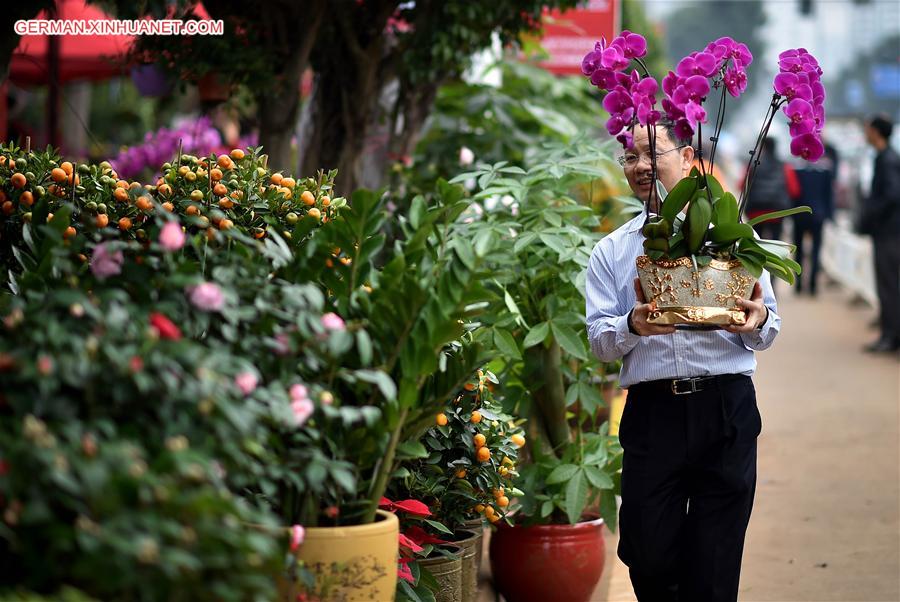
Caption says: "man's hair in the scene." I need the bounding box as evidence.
[763,136,777,155]
[656,117,691,147]
[867,114,893,141]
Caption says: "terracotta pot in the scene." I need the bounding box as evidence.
[489,516,606,602]
[419,546,463,602]
[636,254,756,326]
[290,509,398,602]
[451,529,481,602]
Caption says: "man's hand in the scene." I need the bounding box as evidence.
[724,281,768,334]
[630,278,676,336]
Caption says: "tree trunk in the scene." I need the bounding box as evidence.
[524,341,571,455]
[297,1,398,196]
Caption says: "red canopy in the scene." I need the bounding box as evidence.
[10,0,134,85]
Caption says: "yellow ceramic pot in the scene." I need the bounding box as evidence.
[292,509,399,602]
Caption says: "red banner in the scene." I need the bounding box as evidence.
[539,0,620,75]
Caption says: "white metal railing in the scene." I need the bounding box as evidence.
[820,212,877,307]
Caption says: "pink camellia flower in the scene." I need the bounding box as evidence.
[321,312,346,332]
[90,242,124,280]
[158,221,185,251]
[234,371,258,396]
[289,524,305,552]
[291,397,314,426]
[289,383,309,402]
[187,282,225,312]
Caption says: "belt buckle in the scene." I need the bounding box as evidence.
[671,378,697,395]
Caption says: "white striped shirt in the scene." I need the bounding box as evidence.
[585,213,781,388]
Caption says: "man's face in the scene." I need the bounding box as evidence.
[864,124,881,148]
[622,126,694,207]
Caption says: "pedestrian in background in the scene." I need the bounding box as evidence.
[743,137,802,243]
[858,115,900,353]
[792,142,838,296]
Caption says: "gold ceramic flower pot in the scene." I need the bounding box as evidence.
[419,546,463,602]
[636,255,757,326]
[291,509,399,602]
[452,529,482,602]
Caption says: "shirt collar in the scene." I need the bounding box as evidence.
[625,212,647,233]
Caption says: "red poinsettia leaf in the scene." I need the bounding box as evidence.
[397,556,415,564]
[378,497,394,509]
[397,562,415,583]
[392,499,431,516]
[398,532,424,553]
[404,525,450,546]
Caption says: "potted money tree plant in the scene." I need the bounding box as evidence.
[582,34,824,326]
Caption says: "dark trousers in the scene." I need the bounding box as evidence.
[617,375,761,602]
[793,214,824,294]
[873,234,900,343]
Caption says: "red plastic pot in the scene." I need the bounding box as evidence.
[489,515,606,602]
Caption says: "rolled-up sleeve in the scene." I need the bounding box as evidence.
[739,268,781,351]
[586,244,641,362]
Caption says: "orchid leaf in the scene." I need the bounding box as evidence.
[712,192,739,226]
[660,176,698,224]
[746,206,811,226]
[708,223,755,245]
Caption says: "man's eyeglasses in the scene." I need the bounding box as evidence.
[617,145,687,168]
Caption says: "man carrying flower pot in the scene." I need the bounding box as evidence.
[585,120,780,601]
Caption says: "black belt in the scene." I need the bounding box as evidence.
[631,374,749,396]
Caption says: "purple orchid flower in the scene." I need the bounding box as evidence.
[603,87,634,115]
[774,73,812,101]
[683,101,707,130]
[613,30,648,59]
[676,52,718,78]
[724,67,748,97]
[672,75,710,107]
[784,98,814,126]
[581,40,606,76]
[790,133,824,161]
[789,119,817,138]
[590,68,617,89]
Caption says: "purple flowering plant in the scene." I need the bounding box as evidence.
[582,33,823,284]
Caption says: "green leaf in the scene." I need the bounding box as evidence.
[712,192,739,226]
[473,229,497,257]
[746,206,811,226]
[584,466,614,489]
[703,173,725,201]
[493,328,522,361]
[546,463,579,484]
[397,441,429,460]
[540,500,554,518]
[523,321,549,348]
[708,223,755,245]
[356,330,373,365]
[355,369,397,400]
[599,490,618,533]
[551,322,588,360]
[661,176,698,224]
[424,519,454,535]
[565,471,588,524]
[409,195,427,229]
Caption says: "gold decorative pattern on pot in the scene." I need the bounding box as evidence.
[636,255,693,269]
[646,267,678,304]
[704,279,715,290]
[715,271,754,304]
